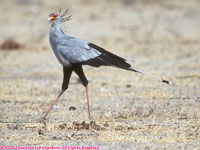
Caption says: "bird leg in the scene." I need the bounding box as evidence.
[42,90,65,119]
[72,64,90,119]
[85,86,91,119]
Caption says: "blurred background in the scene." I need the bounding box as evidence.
[0,0,200,148]
[1,0,200,50]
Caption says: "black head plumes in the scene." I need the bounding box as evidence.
[59,8,72,22]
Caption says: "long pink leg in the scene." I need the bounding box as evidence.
[85,86,91,119]
[42,90,65,119]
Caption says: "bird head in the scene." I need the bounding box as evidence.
[48,9,72,23]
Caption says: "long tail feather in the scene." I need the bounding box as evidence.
[128,67,172,84]
[87,43,171,84]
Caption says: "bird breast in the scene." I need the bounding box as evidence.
[49,32,72,67]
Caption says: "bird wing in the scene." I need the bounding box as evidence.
[58,36,131,68]
[83,43,131,68]
[58,36,101,64]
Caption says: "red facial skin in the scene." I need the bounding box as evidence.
[50,14,59,21]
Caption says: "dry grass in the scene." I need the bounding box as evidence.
[0,0,200,149]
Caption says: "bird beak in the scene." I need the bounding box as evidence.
[48,17,54,22]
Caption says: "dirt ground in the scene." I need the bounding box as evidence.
[0,0,200,149]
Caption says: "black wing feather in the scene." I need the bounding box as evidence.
[81,43,131,69]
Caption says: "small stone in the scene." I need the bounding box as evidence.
[69,106,76,111]
[58,123,66,130]
[126,84,132,88]
[38,129,44,135]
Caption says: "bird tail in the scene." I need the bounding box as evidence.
[86,43,172,84]
[127,67,172,84]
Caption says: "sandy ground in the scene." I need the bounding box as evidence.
[0,0,200,149]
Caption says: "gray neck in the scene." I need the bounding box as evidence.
[50,22,65,37]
